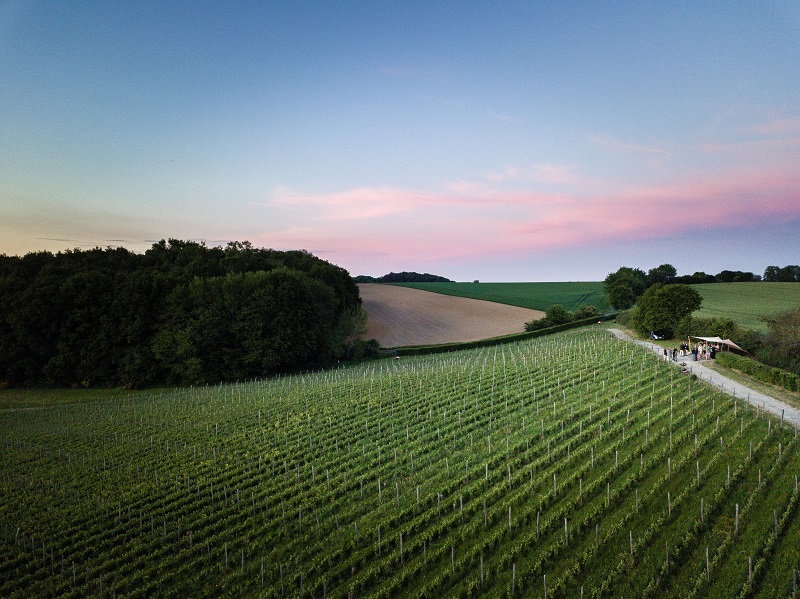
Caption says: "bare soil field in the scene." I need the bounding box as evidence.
[359,283,545,347]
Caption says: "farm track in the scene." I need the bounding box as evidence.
[1,329,798,597]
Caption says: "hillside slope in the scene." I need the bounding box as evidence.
[360,283,544,347]
[392,281,607,311]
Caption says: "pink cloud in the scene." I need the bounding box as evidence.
[699,136,800,154]
[255,168,800,272]
[744,116,800,136]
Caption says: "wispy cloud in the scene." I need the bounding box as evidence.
[257,168,800,271]
[744,116,800,136]
[590,135,672,158]
[487,110,523,125]
[699,136,800,154]
[485,163,584,185]
[267,186,453,221]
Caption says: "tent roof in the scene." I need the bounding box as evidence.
[691,336,745,351]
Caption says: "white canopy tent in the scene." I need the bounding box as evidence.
[690,336,746,352]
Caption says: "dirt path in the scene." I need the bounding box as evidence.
[608,328,800,428]
[360,284,544,348]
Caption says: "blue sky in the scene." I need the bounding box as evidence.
[2,1,799,281]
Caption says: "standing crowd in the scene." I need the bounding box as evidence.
[663,341,716,362]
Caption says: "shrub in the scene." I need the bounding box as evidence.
[716,352,800,393]
[574,304,601,319]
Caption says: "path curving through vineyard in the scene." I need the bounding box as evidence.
[608,328,800,427]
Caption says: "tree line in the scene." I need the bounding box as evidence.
[604,263,799,311]
[0,240,370,388]
[353,272,453,283]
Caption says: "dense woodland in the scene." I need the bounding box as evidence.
[0,240,366,388]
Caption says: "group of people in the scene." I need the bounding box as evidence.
[663,341,716,362]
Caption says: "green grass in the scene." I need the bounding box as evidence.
[0,386,160,411]
[392,281,609,311]
[692,282,800,331]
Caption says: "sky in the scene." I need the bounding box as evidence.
[2,1,799,282]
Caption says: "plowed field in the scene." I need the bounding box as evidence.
[360,283,545,347]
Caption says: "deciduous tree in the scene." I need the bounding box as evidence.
[632,283,702,338]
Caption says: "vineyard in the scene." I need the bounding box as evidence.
[1,329,799,597]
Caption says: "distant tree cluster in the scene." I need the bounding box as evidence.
[763,265,800,282]
[672,270,760,284]
[354,272,453,283]
[525,304,601,331]
[0,240,368,388]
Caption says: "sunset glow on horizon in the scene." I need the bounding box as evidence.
[2,1,799,281]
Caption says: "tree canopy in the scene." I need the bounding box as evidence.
[647,263,677,285]
[632,283,702,338]
[0,240,365,388]
[604,267,648,309]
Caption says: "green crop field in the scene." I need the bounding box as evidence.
[2,329,798,597]
[693,283,800,332]
[392,281,609,312]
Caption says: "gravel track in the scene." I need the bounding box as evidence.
[608,328,800,428]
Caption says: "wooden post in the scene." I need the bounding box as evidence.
[706,546,710,581]
[512,562,516,594]
[775,510,778,539]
